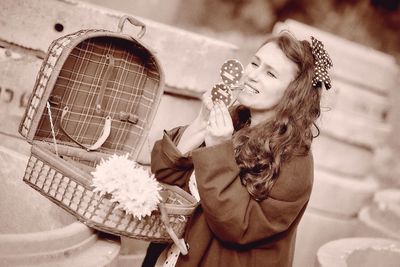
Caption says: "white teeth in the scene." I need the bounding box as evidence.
[243,84,259,95]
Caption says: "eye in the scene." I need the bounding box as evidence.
[251,62,259,67]
[267,71,276,78]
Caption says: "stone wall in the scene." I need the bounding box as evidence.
[0,0,237,161]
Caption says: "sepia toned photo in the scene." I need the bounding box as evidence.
[0,1,399,266]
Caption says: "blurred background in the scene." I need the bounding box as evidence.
[84,0,400,60]
[1,0,399,266]
[83,0,400,186]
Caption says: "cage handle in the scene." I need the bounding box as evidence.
[96,54,115,114]
[118,15,146,39]
[158,202,189,255]
[59,106,112,151]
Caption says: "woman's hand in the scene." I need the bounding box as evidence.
[197,90,214,126]
[176,90,214,154]
[205,101,234,147]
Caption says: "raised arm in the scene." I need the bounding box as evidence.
[176,91,214,154]
[150,92,214,188]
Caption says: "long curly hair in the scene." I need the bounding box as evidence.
[231,33,322,201]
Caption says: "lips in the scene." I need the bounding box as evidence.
[243,83,260,94]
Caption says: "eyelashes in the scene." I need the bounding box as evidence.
[250,62,277,79]
[267,71,276,78]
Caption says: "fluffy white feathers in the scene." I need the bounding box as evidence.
[91,154,162,220]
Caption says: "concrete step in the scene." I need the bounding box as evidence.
[328,80,389,123]
[312,134,373,178]
[357,189,400,240]
[0,232,120,267]
[319,108,391,149]
[117,237,149,267]
[309,168,378,217]
[118,253,146,267]
[0,143,77,235]
[22,237,120,267]
[294,208,359,267]
[316,237,400,267]
[373,189,400,219]
[0,222,94,255]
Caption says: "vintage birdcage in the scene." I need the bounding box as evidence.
[18,16,197,254]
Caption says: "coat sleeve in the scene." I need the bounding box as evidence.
[191,140,313,245]
[150,126,194,188]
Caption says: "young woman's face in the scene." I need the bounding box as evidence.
[238,42,298,111]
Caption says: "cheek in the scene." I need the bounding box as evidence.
[242,67,252,79]
[268,79,287,92]
[258,78,281,93]
[258,82,287,104]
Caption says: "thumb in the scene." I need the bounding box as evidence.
[202,92,213,111]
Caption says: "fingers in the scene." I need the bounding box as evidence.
[214,101,226,126]
[208,102,222,128]
[199,92,214,124]
[205,101,234,147]
[202,92,213,111]
[216,101,232,125]
[208,101,231,128]
[218,101,231,123]
[208,106,217,128]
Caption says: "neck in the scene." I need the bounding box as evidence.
[249,108,275,127]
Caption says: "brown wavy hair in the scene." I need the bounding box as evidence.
[231,33,322,201]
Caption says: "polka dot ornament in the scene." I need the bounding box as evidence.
[211,59,244,107]
[220,59,244,86]
[211,83,232,106]
[311,36,333,90]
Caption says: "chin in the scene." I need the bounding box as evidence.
[237,94,260,109]
[237,93,252,106]
[238,98,276,112]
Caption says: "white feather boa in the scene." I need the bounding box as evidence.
[91,154,162,220]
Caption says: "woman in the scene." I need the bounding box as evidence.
[143,32,332,267]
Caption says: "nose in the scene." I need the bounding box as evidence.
[246,65,260,82]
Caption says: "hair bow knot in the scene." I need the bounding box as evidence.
[311,36,333,90]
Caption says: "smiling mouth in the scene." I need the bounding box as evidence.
[243,83,260,94]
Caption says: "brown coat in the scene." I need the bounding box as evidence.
[151,126,314,267]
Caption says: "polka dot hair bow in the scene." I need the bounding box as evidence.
[311,36,333,90]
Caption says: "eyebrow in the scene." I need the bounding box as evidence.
[254,55,279,74]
